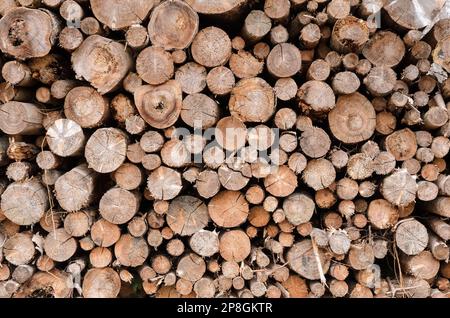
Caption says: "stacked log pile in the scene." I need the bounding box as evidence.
[0,0,449,298]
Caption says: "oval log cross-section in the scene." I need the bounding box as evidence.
[72,35,132,94]
[328,93,376,144]
[166,196,209,236]
[0,102,43,135]
[82,268,121,298]
[208,190,249,228]
[287,239,331,280]
[229,77,276,123]
[1,178,48,225]
[134,81,182,129]
[85,128,128,173]
[90,0,155,30]
[148,0,199,50]
[0,8,59,60]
